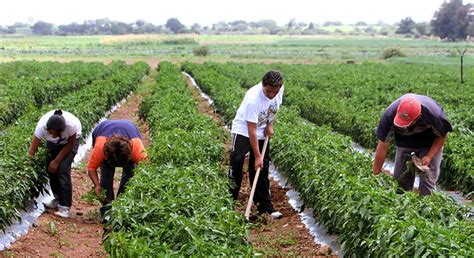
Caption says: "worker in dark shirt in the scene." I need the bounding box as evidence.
[373,94,452,195]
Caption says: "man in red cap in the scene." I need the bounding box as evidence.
[373,94,452,195]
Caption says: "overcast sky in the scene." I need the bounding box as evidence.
[0,0,455,26]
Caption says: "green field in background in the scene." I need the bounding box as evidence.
[0,34,472,65]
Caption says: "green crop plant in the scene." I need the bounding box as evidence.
[104,62,251,256]
[182,62,474,256]
[0,61,148,231]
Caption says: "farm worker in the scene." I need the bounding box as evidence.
[28,109,82,218]
[87,120,147,217]
[228,70,284,219]
[373,93,452,195]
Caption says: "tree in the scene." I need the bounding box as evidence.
[110,22,132,35]
[396,17,416,34]
[252,20,277,31]
[165,18,185,34]
[212,21,230,34]
[415,22,431,36]
[364,26,377,34]
[31,21,54,35]
[287,19,297,29]
[468,22,474,37]
[94,19,112,34]
[431,0,471,41]
[135,19,146,28]
[191,23,202,34]
[323,21,343,26]
[356,21,368,26]
[228,20,248,32]
[58,23,82,35]
[0,25,16,34]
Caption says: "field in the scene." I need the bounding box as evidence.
[1,34,473,64]
[0,34,472,256]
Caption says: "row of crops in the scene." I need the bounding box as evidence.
[0,61,117,130]
[103,62,251,256]
[181,61,473,197]
[0,60,149,231]
[182,62,473,256]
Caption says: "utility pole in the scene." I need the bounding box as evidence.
[457,48,467,84]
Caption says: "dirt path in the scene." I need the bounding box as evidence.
[1,74,154,257]
[185,77,335,256]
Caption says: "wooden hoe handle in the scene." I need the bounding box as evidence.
[244,136,269,220]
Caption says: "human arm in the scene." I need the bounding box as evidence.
[87,169,101,196]
[247,122,263,171]
[265,122,274,138]
[131,138,148,164]
[373,140,390,175]
[48,134,77,173]
[422,133,448,166]
[28,136,41,157]
[87,139,106,196]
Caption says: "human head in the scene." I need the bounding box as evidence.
[46,110,66,137]
[104,135,132,167]
[394,96,421,128]
[262,70,283,99]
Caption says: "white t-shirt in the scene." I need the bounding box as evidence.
[34,110,82,145]
[231,82,284,140]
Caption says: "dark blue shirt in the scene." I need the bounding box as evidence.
[92,120,142,147]
[376,94,452,148]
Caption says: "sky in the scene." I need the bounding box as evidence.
[0,0,458,27]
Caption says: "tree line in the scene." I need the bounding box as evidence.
[0,0,472,41]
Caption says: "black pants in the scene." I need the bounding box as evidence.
[46,140,79,207]
[99,161,135,204]
[228,134,274,213]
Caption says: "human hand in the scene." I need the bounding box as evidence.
[254,155,264,171]
[94,185,102,197]
[265,125,274,138]
[48,160,59,173]
[422,156,432,166]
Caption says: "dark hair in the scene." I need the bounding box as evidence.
[262,70,283,87]
[46,109,66,132]
[104,135,132,167]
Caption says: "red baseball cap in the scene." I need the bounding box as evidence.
[394,96,421,127]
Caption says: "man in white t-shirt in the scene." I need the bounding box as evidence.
[228,70,284,219]
[29,109,82,218]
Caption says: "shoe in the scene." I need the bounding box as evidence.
[54,205,71,218]
[100,205,111,224]
[270,211,283,219]
[43,198,59,209]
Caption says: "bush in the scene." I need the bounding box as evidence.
[193,45,210,56]
[161,38,198,45]
[382,47,406,59]
[448,49,458,57]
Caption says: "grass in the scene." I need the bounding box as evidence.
[84,210,101,221]
[47,221,58,236]
[254,230,298,256]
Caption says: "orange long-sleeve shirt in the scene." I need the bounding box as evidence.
[88,136,147,170]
